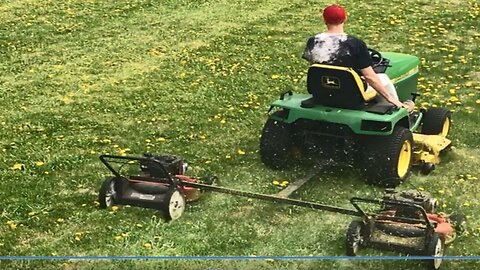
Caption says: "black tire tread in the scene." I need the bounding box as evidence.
[421,108,451,136]
[259,112,293,169]
[361,126,414,188]
[426,232,445,270]
[346,220,364,256]
[98,177,116,209]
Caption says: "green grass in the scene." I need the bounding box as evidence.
[1,0,480,269]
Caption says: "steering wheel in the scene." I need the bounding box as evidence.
[368,48,384,68]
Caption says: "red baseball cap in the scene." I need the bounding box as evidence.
[323,5,347,25]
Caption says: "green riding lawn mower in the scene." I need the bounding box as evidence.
[260,49,452,188]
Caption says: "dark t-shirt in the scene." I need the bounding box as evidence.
[302,33,372,73]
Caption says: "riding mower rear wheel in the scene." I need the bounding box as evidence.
[260,111,294,169]
[361,126,413,188]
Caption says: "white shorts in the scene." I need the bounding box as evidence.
[368,73,398,102]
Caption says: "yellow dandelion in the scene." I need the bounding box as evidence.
[57,218,65,223]
[12,163,25,171]
[35,161,45,166]
[272,180,280,186]
[271,74,280,79]
[62,96,73,104]
[143,242,152,249]
[156,137,166,142]
[114,235,123,241]
[6,221,17,230]
[237,149,246,155]
[74,232,82,241]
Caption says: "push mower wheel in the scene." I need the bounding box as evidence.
[361,126,414,188]
[98,177,117,209]
[426,232,445,270]
[421,108,451,137]
[346,220,365,256]
[260,111,293,169]
[162,188,186,221]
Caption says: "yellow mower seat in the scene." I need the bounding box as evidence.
[306,64,377,109]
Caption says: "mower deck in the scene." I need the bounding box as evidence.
[413,133,452,165]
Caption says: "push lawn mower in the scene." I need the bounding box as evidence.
[97,153,464,269]
[348,189,465,270]
[98,153,204,220]
[260,49,452,187]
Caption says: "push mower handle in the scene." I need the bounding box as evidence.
[99,154,173,181]
[350,197,434,229]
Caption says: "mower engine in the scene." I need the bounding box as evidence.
[140,153,188,176]
[382,188,438,214]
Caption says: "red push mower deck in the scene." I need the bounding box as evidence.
[98,154,465,270]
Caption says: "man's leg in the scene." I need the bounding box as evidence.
[374,73,398,102]
[374,73,414,112]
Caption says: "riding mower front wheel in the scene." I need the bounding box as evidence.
[421,108,451,137]
[361,126,414,188]
[260,112,294,169]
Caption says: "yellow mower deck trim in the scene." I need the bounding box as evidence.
[413,133,452,165]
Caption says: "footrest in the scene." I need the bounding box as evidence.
[366,103,396,114]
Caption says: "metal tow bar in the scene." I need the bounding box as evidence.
[177,180,361,217]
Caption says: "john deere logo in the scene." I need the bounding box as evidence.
[322,76,340,89]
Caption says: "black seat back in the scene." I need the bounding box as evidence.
[307,64,369,109]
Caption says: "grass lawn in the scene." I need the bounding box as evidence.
[1,0,479,269]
